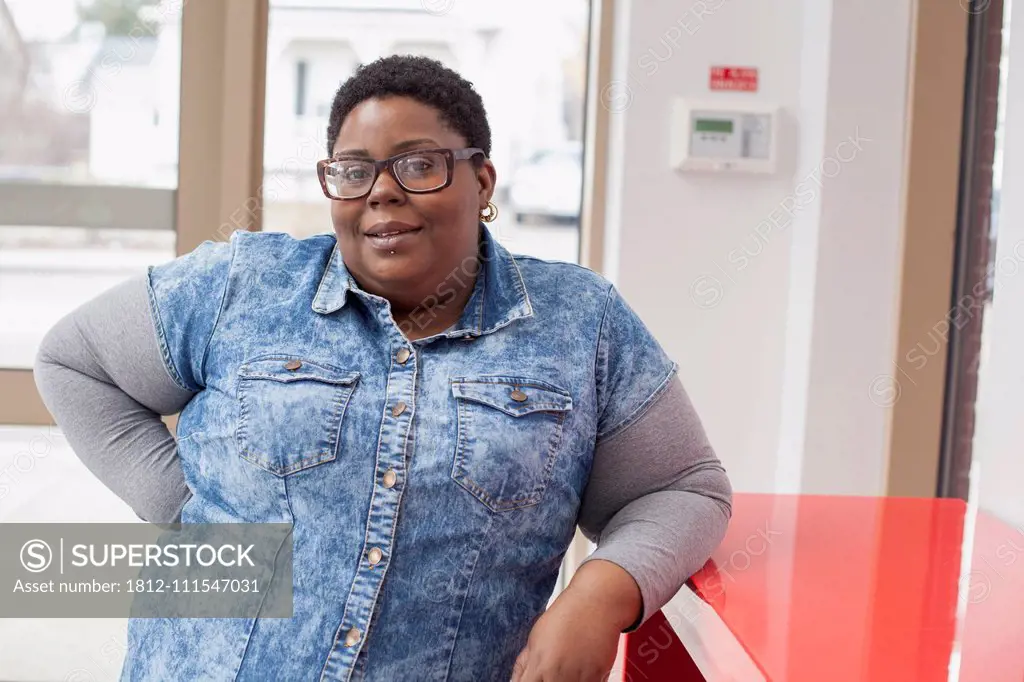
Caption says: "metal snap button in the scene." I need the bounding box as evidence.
[382,469,398,489]
[344,627,361,647]
[391,401,407,417]
[510,389,528,402]
[396,348,411,364]
[284,359,302,371]
[367,548,383,566]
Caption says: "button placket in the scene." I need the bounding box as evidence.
[324,327,418,679]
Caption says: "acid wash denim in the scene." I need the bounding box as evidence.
[120,223,678,682]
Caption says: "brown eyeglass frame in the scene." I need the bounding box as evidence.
[316,147,485,200]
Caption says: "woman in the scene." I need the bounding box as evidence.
[34,55,731,681]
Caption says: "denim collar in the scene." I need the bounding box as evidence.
[312,222,534,339]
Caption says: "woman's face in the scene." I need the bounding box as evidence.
[329,96,496,309]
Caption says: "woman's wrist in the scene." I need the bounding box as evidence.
[560,559,643,632]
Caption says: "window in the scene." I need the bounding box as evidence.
[262,0,590,265]
[0,0,181,370]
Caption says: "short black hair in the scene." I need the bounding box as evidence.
[326,54,492,160]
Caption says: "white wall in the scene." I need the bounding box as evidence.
[605,0,912,494]
[782,0,911,495]
[973,0,1024,527]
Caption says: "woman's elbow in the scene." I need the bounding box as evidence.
[710,464,733,520]
[684,459,733,521]
[33,325,65,404]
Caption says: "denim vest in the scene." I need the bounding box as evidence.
[121,224,676,681]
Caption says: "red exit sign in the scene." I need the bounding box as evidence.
[710,66,759,92]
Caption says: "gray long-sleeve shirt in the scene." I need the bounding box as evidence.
[32,274,731,629]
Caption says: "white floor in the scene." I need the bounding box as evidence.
[0,426,139,682]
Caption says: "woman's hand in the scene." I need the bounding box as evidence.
[510,559,641,682]
[509,595,620,681]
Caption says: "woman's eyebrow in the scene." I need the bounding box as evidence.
[333,138,440,158]
[392,138,439,152]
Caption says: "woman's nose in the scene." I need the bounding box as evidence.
[367,168,407,207]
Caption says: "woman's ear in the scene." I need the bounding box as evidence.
[476,159,497,206]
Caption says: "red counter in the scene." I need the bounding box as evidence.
[620,494,1024,681]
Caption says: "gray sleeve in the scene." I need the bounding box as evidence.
[577,373,732,631]
[32,274,197,523]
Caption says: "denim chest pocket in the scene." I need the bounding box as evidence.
[450,376,574,512]
[235,355,360,476]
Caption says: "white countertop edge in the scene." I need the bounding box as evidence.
[636,584,767,682]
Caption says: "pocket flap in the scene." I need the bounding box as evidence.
[451,376,573,417]
[239,356,360,386]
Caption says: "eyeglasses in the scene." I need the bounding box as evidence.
[316,147,485,200]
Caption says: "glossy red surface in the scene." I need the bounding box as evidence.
[623,494,1024,682]
[618,610,705,681]
[958,508,1024,682]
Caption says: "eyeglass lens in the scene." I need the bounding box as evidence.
[324,151,448,198]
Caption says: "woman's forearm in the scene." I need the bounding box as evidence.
[560,558,643,632]
[33,276,196,523]
[579,489,730,628]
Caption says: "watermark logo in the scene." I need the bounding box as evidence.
[20,539,52,573]
[960,0,993,14]
[600,81,634,113]
[689,275,724,309]
[64,670,97,682]
[868,374,902,408]
[422,0,456,16]
[4,523,293,618]
[959,569,992,604]
[62,80,99,114]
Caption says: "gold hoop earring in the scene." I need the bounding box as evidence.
[480,201,499,223]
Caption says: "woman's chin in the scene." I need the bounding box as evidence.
[364,252,429,285]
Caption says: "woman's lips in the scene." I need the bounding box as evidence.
[365,227,423,251]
